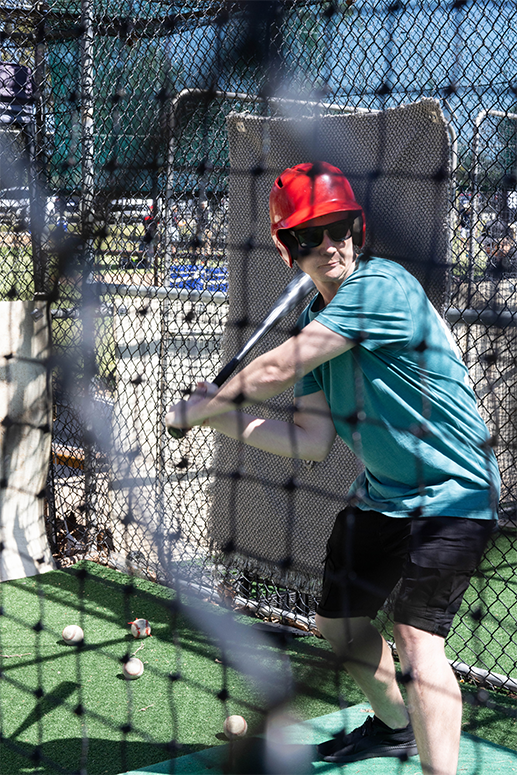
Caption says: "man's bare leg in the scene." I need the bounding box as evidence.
[315,614,409,729]
[394,622,462,775]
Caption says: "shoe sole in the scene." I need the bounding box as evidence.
[321,742,419,763]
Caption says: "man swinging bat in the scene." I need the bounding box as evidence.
[166,161,500,775]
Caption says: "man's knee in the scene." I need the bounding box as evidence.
[393,622,446,672]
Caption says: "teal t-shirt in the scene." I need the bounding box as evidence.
[294,257,500,520]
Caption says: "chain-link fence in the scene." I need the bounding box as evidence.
[1,0,517,729]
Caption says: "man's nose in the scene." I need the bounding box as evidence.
[319,230,336,251]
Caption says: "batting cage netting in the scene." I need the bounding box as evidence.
[1,1,516,774]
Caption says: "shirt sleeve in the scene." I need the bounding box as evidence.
[316,268,415,351]
[294,369,321,397]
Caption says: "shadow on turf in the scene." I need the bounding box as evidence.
[10,681,79,739]
[1,735,211,775]
[3,734,328,775]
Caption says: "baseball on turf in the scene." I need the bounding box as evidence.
[223,715,248,739]
[123,657,144,679]
[129,618,151,638]
[62,625,84,644]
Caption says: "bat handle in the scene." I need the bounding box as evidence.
[212,356,240,387]
[167,356,240,440]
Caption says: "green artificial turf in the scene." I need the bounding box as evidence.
[0,560,515,775]
[124,703,517,775]
[0,562,359,775]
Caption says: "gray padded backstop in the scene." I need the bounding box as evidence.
[208,99,452,593]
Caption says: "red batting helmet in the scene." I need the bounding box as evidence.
[269,162,365,268]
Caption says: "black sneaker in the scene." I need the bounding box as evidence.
[317,715,418,763]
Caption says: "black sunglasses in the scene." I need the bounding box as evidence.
[290,219,353,249]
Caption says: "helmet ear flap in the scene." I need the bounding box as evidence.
[277,229,299,263]
[351,213,365,248]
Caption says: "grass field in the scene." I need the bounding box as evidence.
[1,561,516,775]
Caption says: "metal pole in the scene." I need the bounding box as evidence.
[80,0,95,242]
[80,0,98,549]
[28,15,47,300]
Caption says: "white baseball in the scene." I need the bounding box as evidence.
[223,715,248,739]
[62,625,84,644]
[123,657,144,679]
[129,618,151,639]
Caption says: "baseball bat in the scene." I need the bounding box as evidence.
[167,271,316,439]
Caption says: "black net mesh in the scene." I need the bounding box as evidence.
[1,2,517,774]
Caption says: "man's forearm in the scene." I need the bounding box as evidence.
[207,410,328,461]
[184,349,300,426]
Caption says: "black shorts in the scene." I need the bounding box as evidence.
[316,507,494,637]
